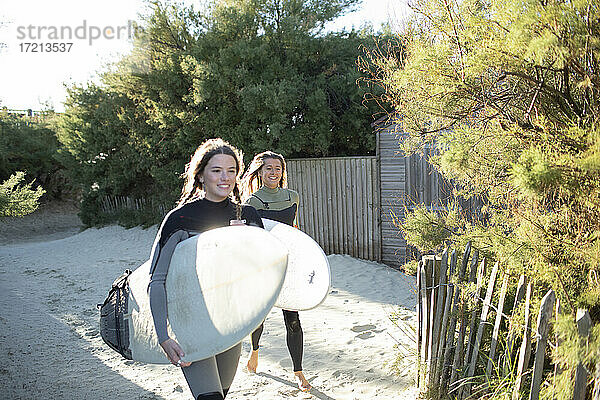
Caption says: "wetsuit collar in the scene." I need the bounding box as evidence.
[261,186,280,195]
[200,197,230,208]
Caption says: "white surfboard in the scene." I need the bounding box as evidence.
[125,225,288,364]
[261,218,330,311]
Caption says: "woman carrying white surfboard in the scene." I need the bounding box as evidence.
[240,151,312,392]
[148,138,264,400]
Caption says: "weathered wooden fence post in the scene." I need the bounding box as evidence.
[427,255,442,390]
[512,282,533,400]
[441,246,466,395]
[486,274,508,377]
[449,249,479,393]
[529,289,556,400]
[462,260,499,397]
[506,275,528,373]
[420,259,432,389]
[461,257,487,394]
[434,248,456,391]
[573,309,591,400]
[429,250,448,390]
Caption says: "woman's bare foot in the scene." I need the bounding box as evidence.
[246,350,259,373]
[294,371,311,392]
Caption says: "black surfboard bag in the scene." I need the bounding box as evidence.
[97,269,133,360]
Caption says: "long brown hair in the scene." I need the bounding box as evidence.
[179,138,244,218]
[240,151,287,202]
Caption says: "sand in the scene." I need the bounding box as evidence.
[0,208,418,399]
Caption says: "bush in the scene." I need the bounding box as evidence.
[0,112,74,200]
[0,172,45,218]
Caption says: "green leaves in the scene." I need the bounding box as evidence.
[0,172,45,218]
[58,0,382,226]
[0,113,71,199]
[511,146,562,199]
[395,204,452,252]
[366,0,600,333]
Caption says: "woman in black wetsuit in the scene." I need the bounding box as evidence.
[240,151,312,392]
[148,138,263,400]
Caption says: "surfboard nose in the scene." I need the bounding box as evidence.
[261,218,331,311]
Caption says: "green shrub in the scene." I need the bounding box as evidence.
[0,172,45,218]
[0,113,74,200]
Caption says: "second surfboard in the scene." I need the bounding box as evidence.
[261,218,330,311]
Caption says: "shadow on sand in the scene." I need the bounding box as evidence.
[257,372,337,400]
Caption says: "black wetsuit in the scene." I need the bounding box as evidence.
[148,197,263,400]
[245,186,304,372]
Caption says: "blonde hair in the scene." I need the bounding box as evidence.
[240,151,287,201]
[179,138,244,218]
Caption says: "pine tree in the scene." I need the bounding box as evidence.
[363,0,600,395]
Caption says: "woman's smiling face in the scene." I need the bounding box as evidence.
[260,158,283,189]
[200,153,238,202]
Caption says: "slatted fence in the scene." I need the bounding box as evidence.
[286,157,381,261]
[377,124,485,267]
[417,245,593,399]
[100,196,167,216]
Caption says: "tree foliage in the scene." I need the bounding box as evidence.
[0,172,45,218]
[58,0,384,225]
[363,0,599,394]
[0,112,72,199]
[364,0,600,311]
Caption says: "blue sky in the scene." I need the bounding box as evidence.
[0,0,410,112]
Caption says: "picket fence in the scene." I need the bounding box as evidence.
[417,243,596,399]
[99,195,167,216]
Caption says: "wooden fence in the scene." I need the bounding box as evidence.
[377,123,485,267]
[99,196,167,216]
[286,157,381,262]
[417,245,594,399]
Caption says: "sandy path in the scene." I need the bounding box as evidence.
[0,201,83,245]
[0,220,417,399]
